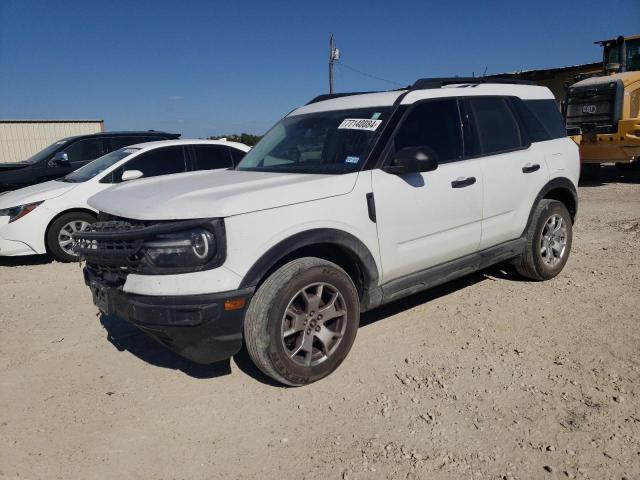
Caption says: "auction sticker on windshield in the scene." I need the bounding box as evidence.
[338,118,382,131]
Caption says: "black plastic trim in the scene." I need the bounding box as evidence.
[361,238,526,310]
[86,268,253,364]
[522,178,578,236]
[451,176,476,188]
[306,91,384,105]
[239,228,379,290]
[411,77,535,90]
[366,193,376,222]
[522,164,541,174]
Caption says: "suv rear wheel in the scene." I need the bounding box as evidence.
[244,257,360,386]
[47,211,95,262]
[515,199,572,281]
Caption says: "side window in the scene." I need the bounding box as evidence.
[510,98,550,143]
[63,138,108,163]
[193,145,233,171]
[230,147,247,164]
[522,100,567,139]
[110,136,159,150]
[468,97,524,155]
[393,99,463,163]
[115,146,186,182]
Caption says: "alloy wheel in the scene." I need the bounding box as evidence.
[58,220,91,256]
[540,214,567,266]
[280,282,348,367]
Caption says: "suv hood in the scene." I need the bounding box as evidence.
[0,180,76,209]
[88,169,359,220]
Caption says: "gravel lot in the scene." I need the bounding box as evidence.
[1,166,639,480]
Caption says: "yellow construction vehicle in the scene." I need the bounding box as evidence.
[566,35,640,177]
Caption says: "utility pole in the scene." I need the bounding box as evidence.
[329,33,340,94]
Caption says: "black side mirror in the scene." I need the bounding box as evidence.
[383,146,439,175]
[49,152,70,167]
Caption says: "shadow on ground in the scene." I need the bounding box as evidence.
[360,264,517,327]
[98,264,519,386]
[99,313,232,379]
[0,254,53,267]
[579,164,640,188]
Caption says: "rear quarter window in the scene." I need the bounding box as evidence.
[522,99,567,139]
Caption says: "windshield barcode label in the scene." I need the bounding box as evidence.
[338,118,382,131]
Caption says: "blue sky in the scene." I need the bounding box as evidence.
[1,0,638,138]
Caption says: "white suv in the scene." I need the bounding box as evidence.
[75,78,579,386]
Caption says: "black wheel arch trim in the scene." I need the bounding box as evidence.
[522,177,578,237]
[238,228,380,291]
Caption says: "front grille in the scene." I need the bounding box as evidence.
[566,78,623,134]
[74,219,149,284]
[74,214,224,283]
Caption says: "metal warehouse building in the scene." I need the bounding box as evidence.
[0,119,104,163]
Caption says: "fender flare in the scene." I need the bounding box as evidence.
[522,177,578,236]
[238,228,380,290]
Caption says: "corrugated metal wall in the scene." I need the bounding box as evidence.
[0,120,104,163]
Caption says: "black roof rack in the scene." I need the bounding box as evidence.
[412,77,536,89]
[306,91,384,105]
[305,77,536,105]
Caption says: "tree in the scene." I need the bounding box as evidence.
[208,133,262,147]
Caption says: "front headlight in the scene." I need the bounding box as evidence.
[0,201,43,223]
[142,227,217,269]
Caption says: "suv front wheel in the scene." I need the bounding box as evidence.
[244,257,360,386]
[515,199,573,280]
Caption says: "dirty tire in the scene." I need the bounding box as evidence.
[46,211,96,262]
[244,257,360,386]
[515,199,572,281]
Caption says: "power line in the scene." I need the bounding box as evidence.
[335,62,406,87]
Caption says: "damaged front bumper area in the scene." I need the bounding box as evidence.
[75,217,252,364]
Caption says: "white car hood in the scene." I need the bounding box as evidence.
[0,180,75,208]
[88,169,358,220]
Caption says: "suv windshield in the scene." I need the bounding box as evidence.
[237,107,392,174]
[59,147,140,183]
[23,139,71,164]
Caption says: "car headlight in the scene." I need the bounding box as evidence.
[142,227,217,269]
[0,201,43,223]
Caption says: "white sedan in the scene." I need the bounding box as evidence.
[0,139,249,261]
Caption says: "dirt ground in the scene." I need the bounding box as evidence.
[0,166,639,480]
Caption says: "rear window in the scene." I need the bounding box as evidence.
[523,99,566,140]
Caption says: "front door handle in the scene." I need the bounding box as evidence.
[451,176,476,188]
[522,163,541,173]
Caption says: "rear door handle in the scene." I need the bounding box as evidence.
[522,163,540,173]
[451,176,476,188]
